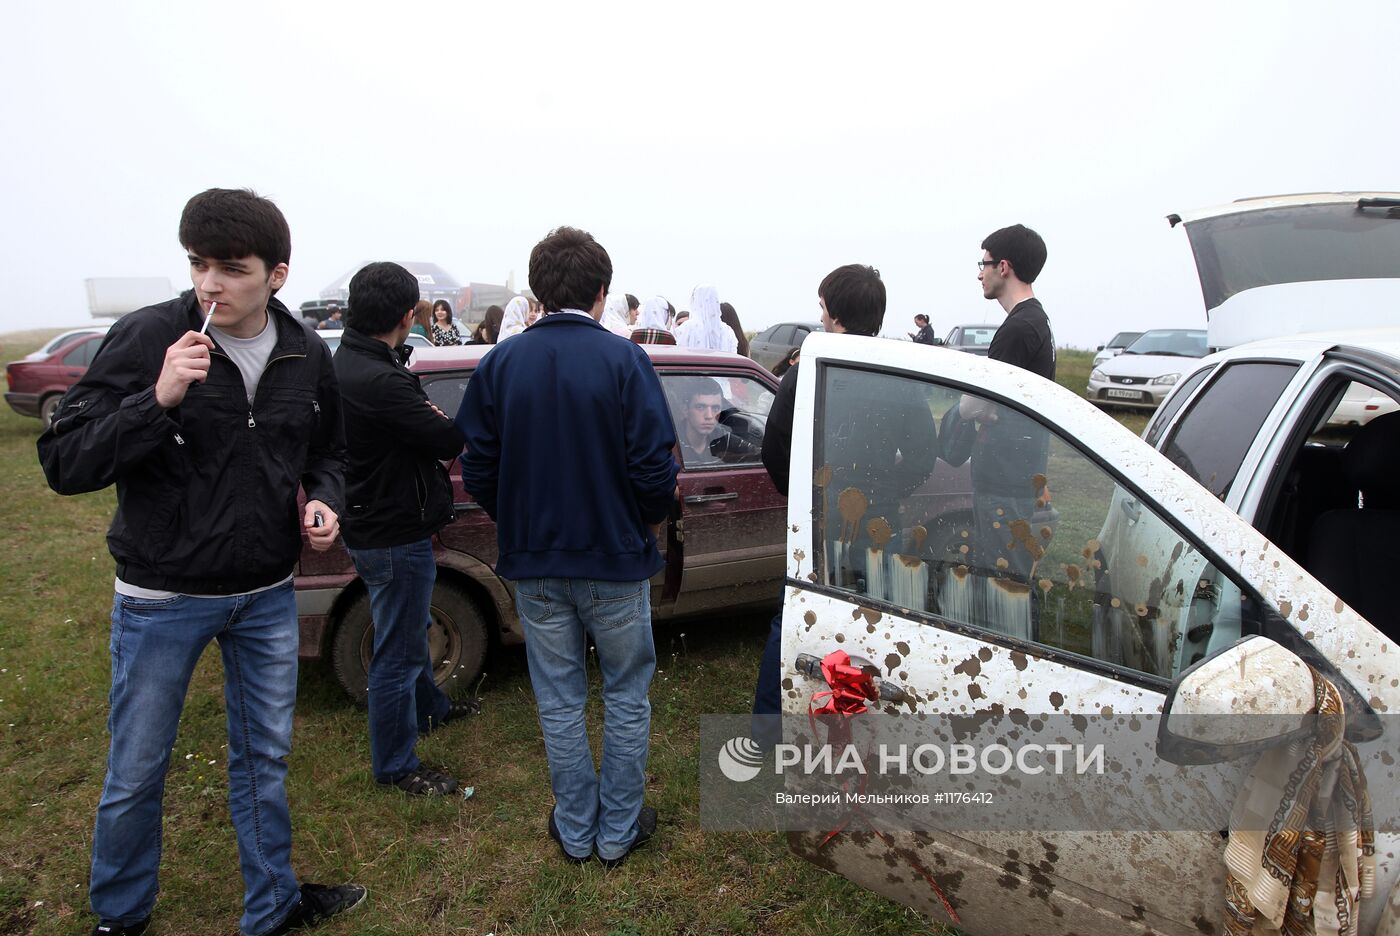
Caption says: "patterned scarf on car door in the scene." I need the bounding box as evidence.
[1221,669,1375,936]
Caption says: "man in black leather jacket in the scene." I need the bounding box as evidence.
[38,189,361,936]
[334,262,473,798]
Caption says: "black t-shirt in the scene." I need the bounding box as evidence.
[761,364,800,496]
[972,298,1055,495]
[987,298,1055,380]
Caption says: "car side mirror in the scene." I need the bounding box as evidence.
[1097,344,1105,351]
[1157,636,1316,765]
[931,337,944,346]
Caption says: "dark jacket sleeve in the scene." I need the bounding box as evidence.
[369,369,466,461]
[621,355,680,525]
[37,318,181,495]
[760,364,799,497]
[455,360,501,520]
[301,345,347,513]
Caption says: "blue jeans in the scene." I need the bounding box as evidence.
[91,582,301,936]
[348,540,451,782]
[513,577,655,861]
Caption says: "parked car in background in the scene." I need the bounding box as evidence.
[749,321,823,371]
[5,332,107,427]
[295,344,792,704]
[779,330,1398,934]
[315,329,432,354]
[1090,330,1142,368]
[941,323,998,355]
[22,323,113,361]
[1086,328,1207,408]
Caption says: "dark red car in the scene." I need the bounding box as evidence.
[6,332,108,427]
[296,344,793,703]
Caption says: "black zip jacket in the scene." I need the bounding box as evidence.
[37,293,347,594]
[332,327,464,549]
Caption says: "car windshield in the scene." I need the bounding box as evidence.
[1108,332,1141,348]
[1120,330,1207,357]
[958,327,997,346]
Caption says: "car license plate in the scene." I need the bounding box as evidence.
[1106,388,1144,400]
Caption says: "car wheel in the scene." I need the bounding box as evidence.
[330,577,489,707]
[39,394,61,429]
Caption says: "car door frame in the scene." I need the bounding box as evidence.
[780,333,1397,934]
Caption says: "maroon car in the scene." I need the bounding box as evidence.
[296,343,794,703]
[6,332,108,427]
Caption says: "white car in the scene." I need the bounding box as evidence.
[1086,328,1208,408]
[775,192,1400,934]
[1090,330,1142,368]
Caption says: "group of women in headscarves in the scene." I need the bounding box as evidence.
[410,288,748,354]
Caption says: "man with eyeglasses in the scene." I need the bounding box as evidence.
[677,378,725,465]
[946,224,1056,639]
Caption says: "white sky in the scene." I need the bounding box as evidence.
[3,1,1396,347]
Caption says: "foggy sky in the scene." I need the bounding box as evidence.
[3,1,1396,348]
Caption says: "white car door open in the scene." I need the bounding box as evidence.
[779,334,1397,936]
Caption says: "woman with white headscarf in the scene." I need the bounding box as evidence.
[497,296,532,343]
[630,296,676,345]
[674,285,737,352]
[600,293,632,337]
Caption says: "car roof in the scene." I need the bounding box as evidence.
[408,342,767,374]
[1194,326,1400,367]
[952,323,998,329]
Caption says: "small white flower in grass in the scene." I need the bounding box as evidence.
[185,753,194,760]
[33,901,42,908]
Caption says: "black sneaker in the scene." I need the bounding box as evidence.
[547,810,592,864]
[440,698,482,725]
[92,920,150,936]
[598,807,658,869]
[266,882,367,933]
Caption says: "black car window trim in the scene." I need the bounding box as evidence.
[660,366,779,473]
[800,357,1285,694]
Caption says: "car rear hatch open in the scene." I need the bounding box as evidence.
[1168,192,1400,350]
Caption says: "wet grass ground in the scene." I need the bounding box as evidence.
[0,335,1137,934]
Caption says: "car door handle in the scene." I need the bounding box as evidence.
[684,492,737,504]
[794,652,908,704]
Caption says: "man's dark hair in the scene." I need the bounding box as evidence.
[914,313,929,325]
[818,264,885,336]
[347,262,420,336]
[683,376,724,406]
[528,226,613,313]
[432,298,454,325]
[981,224,1047,284]
[625,294,639,312]
[179,188,291,276]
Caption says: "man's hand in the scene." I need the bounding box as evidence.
[427,399,450,420]
[303,499,340,551]
[154,331,215,409]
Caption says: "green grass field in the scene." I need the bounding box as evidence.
[0,336,1137,935]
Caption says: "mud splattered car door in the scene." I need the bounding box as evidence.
[780,333,1397,935]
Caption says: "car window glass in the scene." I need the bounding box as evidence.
[63,339,95,367]
[757,325,779,343]
[1143,365,1215,447]
[771,325,795,345]
[661,373,775,469]
[1109,332,1141,349]
[423,372,471,419]
[1122,330,1208,357]
[1161,362,1299,498]
[1314,379,1400,441]
[962,328,997,346]
[813,366,1255,681]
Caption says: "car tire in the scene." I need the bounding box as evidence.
[330,577,489,707]
[39,394,61,429]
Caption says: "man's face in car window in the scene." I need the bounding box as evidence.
[686,393,723,440]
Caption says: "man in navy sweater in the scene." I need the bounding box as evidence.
[455,226,679,867]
